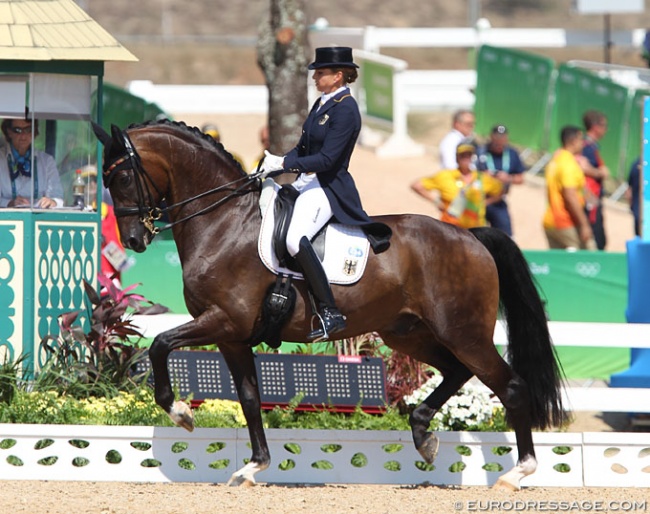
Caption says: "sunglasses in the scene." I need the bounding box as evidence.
[10,126,32,134]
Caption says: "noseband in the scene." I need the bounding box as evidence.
[103,128,261,237]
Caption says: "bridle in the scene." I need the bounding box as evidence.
[102,129,262,237]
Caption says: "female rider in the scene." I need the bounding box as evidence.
[261,46,392,341]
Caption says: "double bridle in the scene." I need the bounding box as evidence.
[103,129,262,237]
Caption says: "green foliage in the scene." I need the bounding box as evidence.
[0,354,26,406]
[262,402,410,431]
[0,388,509,431]
[35,278,166,399]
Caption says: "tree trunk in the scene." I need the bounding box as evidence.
[257,0,309,156]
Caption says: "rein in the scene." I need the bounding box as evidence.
[157,173,260,233]
[105,128,262,237]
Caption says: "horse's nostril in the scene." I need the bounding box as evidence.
[125,237,144,252]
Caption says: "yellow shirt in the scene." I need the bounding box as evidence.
[543,149,586,230]
[419,169,503,229]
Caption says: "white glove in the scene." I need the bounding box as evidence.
[260,150,284,177]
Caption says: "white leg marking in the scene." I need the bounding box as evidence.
[227,461,269,487]
[167,400,194,432]
[493,455,537,491]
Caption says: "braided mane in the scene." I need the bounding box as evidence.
[127,118,247,177]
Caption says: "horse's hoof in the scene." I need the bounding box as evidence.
[492,478,520,491]
[168,401,194,432]
[416,433,439,464]
[226,474,256,487]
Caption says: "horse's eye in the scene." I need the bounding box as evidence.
[118,172,132,187]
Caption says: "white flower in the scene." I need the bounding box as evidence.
[403,375,500,430]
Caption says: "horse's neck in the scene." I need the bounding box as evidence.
[171,185,261,262]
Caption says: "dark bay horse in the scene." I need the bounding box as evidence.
[93,120,566,489]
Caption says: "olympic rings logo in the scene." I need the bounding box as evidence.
[575,262,601,278]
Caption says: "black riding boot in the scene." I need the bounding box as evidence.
[294,236,346,341]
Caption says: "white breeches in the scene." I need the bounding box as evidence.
[285,177,333,257]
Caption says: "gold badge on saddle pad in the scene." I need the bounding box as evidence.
[343,258,358,276]
[318,114,329,125]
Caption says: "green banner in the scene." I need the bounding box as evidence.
[91,82,169,132]
[361,60,394,122]
[549,64,630,181]
[523,250,627,322]
[523,249,629,380]
[474,45,555,151]
[622,89,650,180]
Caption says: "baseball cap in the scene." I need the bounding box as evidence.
[491,124,508,135]
[456,142,476,155]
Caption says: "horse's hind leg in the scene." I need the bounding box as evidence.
[454,342,537,490]
[410,365,472,464]
[382,334,473,465]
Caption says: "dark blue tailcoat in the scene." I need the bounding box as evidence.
[283,89,392,252]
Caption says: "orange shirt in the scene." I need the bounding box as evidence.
[543,149,586,230]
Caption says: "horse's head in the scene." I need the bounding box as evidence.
[94,120,259,253]
[93,122,167,252]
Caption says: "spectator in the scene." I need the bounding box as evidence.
[0,117,63,208]
[411,142,502,229]
[476,124,525,237]
[542,126,595,250]
[439,110,475,171]
[580,110,610,250]
[627,157,641,237]
[202,123,247,170]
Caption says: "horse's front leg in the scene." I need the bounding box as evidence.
[219,343,270,487]
[148,312,228,431]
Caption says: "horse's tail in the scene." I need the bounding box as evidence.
[470,226,567,429]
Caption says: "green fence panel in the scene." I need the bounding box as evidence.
[474,45,555,151]
[622,89,650,180]
[523,249,629,379]
[122,240,186,314]
[361,60,394,122]
[523,250,627,322]
[549,64,631,180]
[90,83,170,132]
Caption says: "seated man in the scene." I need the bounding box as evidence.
[0,118,63,208]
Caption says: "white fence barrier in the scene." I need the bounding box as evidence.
[127,71,476,117]
[0,425,648,487]
[309,26,647,52]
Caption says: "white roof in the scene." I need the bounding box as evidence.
[0,0,138,62]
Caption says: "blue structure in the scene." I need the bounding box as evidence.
[610,96,650,390]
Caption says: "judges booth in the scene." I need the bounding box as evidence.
[0,66,105,376]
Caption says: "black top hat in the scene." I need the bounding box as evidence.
[308,47,359,70]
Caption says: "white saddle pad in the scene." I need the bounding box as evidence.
[258,179,370,285]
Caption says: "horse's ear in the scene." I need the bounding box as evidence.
[110,124,127,152]
[91,122,111,146]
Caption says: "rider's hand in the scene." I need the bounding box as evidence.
[260,150,284,178]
